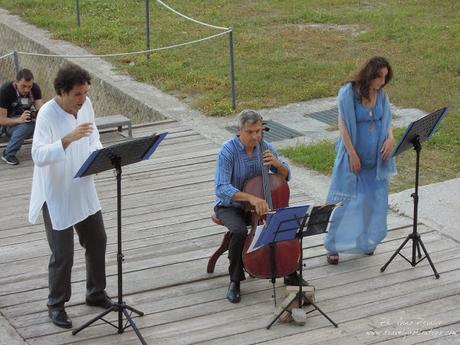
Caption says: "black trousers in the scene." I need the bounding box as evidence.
[214,206,248,282]
[43,203,107,311]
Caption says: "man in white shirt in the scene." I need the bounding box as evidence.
[29,63,112,329]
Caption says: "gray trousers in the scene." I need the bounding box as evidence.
[43,203,107,311]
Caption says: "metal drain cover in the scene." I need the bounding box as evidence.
[304,107,338,125]
[225,120,303,142]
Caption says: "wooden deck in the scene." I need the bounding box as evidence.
[0,120,459,345]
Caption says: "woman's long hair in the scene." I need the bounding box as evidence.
[349,56,393,101]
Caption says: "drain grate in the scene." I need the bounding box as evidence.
[225,120,303,142]
[304,107,339,126]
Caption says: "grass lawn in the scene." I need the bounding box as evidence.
[0,0,458,190]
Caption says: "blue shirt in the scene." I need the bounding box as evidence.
[215,136,291,208]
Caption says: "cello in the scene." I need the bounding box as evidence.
[242,133,300,280]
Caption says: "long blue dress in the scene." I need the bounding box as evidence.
[324,83,396,254]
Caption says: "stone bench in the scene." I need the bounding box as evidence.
[0,114,133,148]
[95,114,132,138]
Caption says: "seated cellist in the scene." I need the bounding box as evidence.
[214,109,307,304]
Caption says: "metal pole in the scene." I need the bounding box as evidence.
[76,0,81,27]
[145,0,151,58]
[13,51,20,74]
[411,137,421,265]
[228,29,236,111]
[116,162,123,331]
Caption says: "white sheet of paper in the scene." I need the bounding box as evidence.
[246,224,266,253]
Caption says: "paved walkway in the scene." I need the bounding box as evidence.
[389,178,460,242]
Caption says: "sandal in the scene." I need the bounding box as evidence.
[327,254,339,265]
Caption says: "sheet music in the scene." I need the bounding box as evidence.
[306,203,341,236]
[245,204,341,254]
[75,132,167,178]
[246,224,266,253]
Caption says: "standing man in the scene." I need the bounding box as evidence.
[214,109,307,304]
[29,63,112,329]
[0,68,43,165]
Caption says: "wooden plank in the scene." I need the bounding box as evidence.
[8,251,460,344]
[0,231,455,316]
[0,223,440,295]
[26,267,460,345]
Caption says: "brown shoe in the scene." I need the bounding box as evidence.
[327,254,339,265]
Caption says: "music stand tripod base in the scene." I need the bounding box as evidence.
[72,301,145,335]
[265,204,339,329]
[380,108,447,279]
[72,133,167,345]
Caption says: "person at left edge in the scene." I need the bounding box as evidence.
[28,63,112,329]
[0,68,43,165]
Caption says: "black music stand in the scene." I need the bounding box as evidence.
[258,204,339,329]
[72,132,167,345]
[380,107,448,279]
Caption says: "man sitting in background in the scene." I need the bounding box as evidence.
[0,68,43,165]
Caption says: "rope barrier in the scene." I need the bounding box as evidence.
[3,30,231,59]
[155,0,229,31]
[0,1,232,60]
[0,52,14,60]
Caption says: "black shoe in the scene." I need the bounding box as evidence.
[48,309,72,329]
[226,281,241,303]
[1,153,19,165]
[284,272,309,286]
[86,295,113,309]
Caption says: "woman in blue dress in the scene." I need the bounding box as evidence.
[325,56,397,264]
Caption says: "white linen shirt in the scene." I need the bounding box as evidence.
[29,97,103,230]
